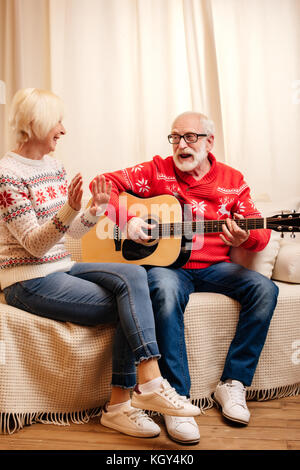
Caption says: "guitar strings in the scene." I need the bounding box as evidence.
[156,218,265,236]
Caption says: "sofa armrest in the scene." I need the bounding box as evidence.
[272,240,300,284]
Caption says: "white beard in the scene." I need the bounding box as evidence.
[173,140,207,173]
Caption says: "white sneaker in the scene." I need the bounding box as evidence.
[131,378,200,417]
[214,380,250,424]
[100,401,161,438]
[164,415,200,444]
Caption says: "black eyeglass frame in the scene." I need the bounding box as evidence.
[168,133,208,144]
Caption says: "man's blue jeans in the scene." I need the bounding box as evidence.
[4,262,160,389]
[147,262,279,397]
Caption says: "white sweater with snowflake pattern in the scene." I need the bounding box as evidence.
[0,152,99,289]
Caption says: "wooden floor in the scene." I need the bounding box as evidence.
[1,395,300,453]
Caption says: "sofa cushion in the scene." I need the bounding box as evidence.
[230,231,281,279]
[272,240,300,284]
[230,197,300,279]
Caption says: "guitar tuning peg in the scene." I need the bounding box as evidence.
[281,233,285,238]
[291,232,296,238]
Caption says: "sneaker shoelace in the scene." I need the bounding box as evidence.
[226,382,247,409]
[160,379,189,408]
[125,407,153,425]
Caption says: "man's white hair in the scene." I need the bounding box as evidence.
[172,111,215,136]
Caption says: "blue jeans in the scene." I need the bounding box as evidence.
[147,262,279,397]
[3,262,160,389]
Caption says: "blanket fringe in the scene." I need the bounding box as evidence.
[1,384,299,434]
[189,383,300,415]
[0,407,102,435]
[191,395,215,412]
[189,383,300,410]
[246,383,300,401]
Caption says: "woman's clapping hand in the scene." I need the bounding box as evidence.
[68,173,83,211]
[89,175,112,217]
[68,173,111,216]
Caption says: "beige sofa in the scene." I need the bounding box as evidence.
[1,199,300,434]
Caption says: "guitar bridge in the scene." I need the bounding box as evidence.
[113,225,122,251]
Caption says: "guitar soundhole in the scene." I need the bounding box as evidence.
[122,218,159,261]
[122,239,158,261]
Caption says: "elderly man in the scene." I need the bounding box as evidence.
[91,112,278,444]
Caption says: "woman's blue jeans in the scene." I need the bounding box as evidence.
[147,262,279,397]
[4,262,160,389]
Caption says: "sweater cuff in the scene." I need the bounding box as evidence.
[56,202,79,225]
[240,232,260,251]
[81,207,101,228]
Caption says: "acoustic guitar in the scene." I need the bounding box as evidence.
[81,193,300,268]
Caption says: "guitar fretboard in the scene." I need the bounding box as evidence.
[154,218,265,237]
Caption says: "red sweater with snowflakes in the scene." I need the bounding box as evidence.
[92,153,270,269]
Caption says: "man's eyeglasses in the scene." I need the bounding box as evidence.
[168,133,208,144]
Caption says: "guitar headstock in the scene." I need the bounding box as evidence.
[267,212,300,233]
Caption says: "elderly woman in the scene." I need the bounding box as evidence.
[0,88,199,439]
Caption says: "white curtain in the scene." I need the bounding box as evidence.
[211,0,300,201]
[0,0,299,201]
[0,0,51,154]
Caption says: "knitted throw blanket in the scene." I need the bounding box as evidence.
[0,237,299,434]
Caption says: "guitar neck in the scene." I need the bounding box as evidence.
[157,217,265,237]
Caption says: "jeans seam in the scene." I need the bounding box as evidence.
[74,268,153,357]
[16,268,157,362]
[72,267,160,363]
[10,293,35,313]
[20,270,151,356]
[132,341,158,352]
[196,277,239,296]
[19,283,106,308]
[112,371,137,375]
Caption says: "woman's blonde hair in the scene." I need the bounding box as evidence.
[9,88,64,144]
